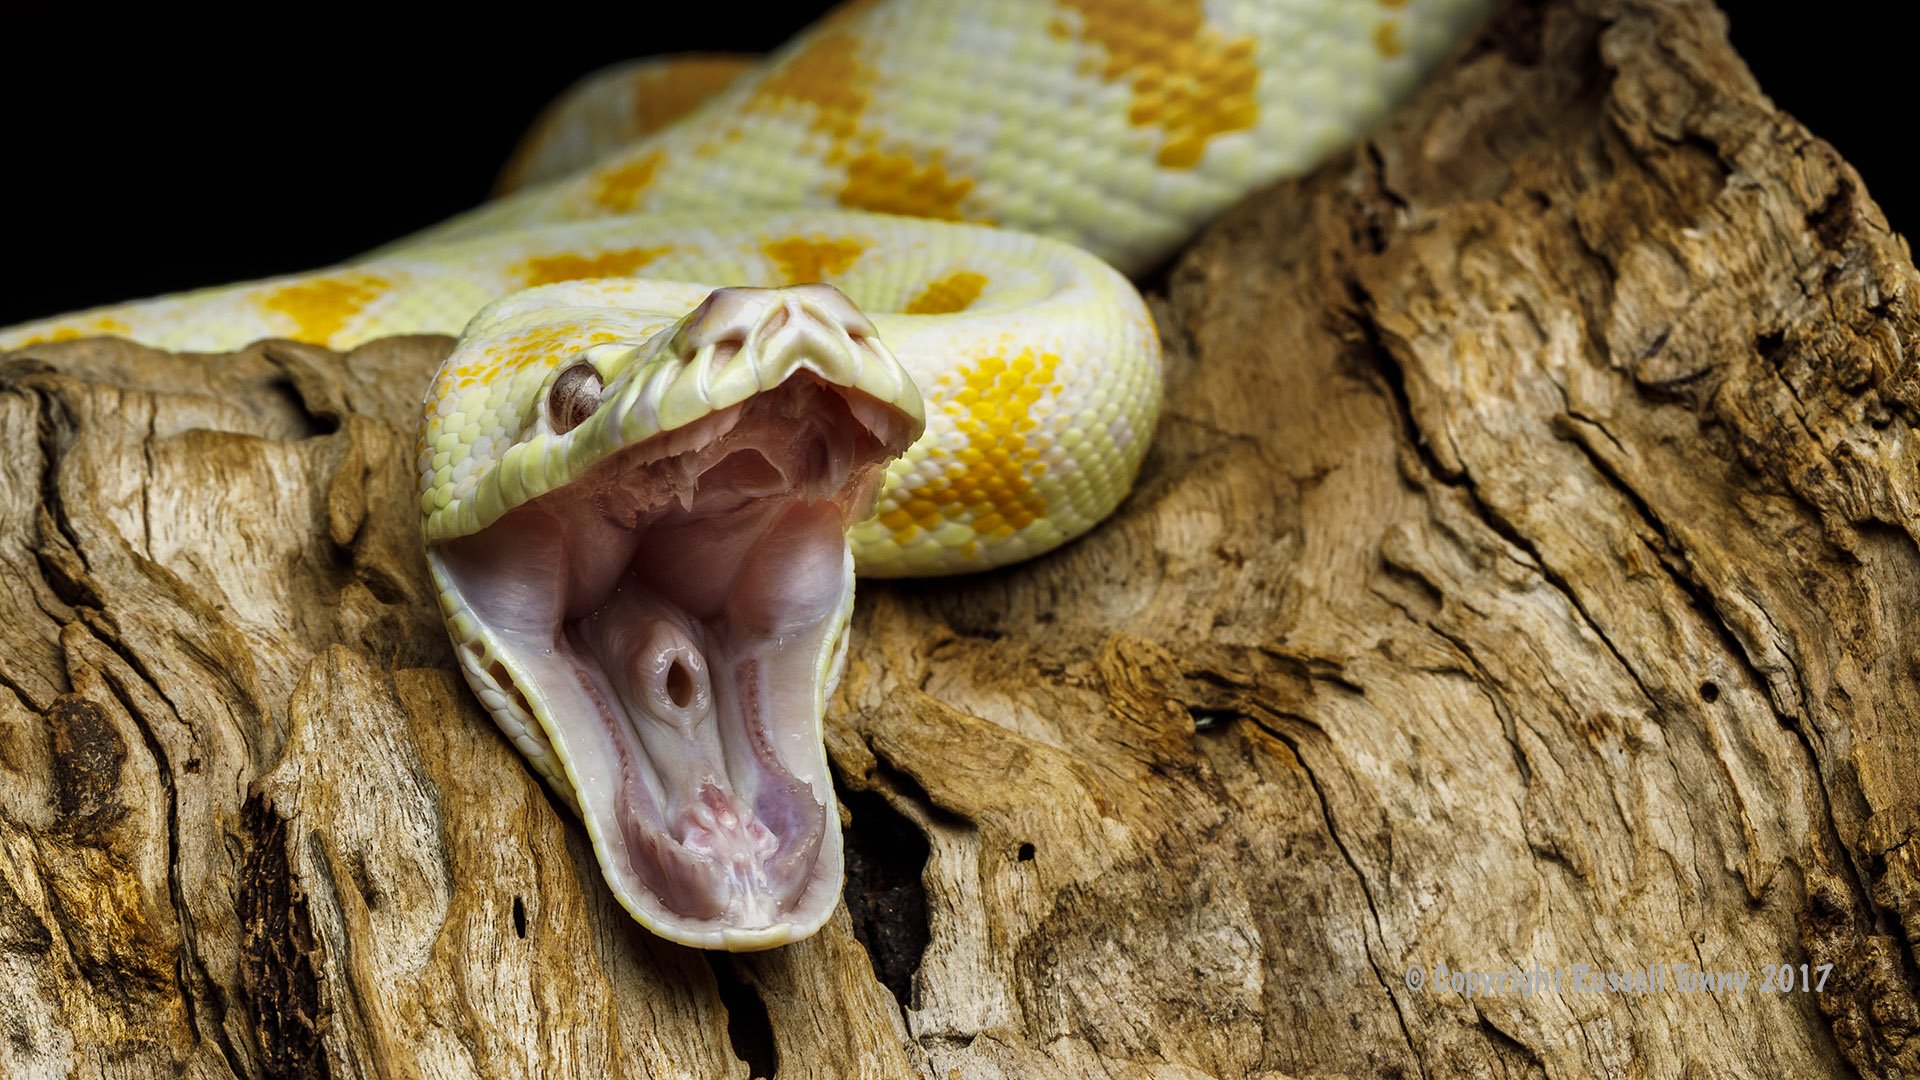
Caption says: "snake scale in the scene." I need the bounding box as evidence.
[3,0,1491,949]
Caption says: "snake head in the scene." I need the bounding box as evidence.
[418,280,923,949]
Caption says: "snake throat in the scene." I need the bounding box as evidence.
[427,286,922,948]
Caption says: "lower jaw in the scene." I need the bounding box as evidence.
[561,498,851,929]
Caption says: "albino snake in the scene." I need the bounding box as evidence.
[2,0,1490,949]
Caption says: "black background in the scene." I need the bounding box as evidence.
[3,3,1909,328]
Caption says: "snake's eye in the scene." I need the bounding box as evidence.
[548,363,603,433]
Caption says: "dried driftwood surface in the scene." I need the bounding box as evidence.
[4,0,1919,1076]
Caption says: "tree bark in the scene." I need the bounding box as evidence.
[4,0,1918,1076]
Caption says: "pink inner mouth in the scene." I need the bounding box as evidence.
[434,373,910,930]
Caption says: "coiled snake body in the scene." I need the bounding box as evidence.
[3,0,1490,948]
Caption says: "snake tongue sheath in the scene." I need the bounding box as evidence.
[427,284,924,948]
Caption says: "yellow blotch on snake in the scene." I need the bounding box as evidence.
[878,349,1058,540]
[591,149,665,211]
[749,31,873,141]
[740,22,981,223]
[1051,0,1261,169]
[14,316,132,346]
[1373,21,1405,58]
[261,273,390,345]
[627,57,755,135]
[763,236,867,283]
[903,271,989,315]
[518,246,672,287]
[837,150,976,221]
[436,325,578,405]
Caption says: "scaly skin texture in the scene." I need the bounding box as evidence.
[2,211,1160,575]
[0,0,1493,948]
[3,0,1490,573]
[395,0,1493,274]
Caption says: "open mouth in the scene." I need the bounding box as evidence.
[428,286,922,948]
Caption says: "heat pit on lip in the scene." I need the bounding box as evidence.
[433,371,914,936]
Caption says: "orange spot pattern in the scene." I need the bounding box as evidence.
[762,236,867,283]
[838,151,975,220]
[750,32,873,140]
[518,246,672,288]
[629,56,755,135]
[1373,21,1405,58]
[903,271,989,315]
[1051,0,1261,169]
[591,149,665,211]
[261,273,390,345]
[15,316,133,346]
[878,350,1059,539]
[435,324,625,408]
[746,24,988,223]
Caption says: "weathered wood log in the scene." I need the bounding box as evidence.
[4,0,1918,1075]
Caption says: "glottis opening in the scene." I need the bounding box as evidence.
[434,373,915,944]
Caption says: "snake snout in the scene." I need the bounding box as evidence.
[672,283,877,365]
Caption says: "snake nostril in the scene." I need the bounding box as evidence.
[548,362,603,433]
[707,334,745,366]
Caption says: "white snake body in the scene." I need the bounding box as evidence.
[3,0,1491,948]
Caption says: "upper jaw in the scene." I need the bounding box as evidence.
[427,284,924,948]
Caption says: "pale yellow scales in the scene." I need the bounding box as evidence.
[2,0,1491,948]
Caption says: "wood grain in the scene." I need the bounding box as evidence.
[3,0,1916,1075]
